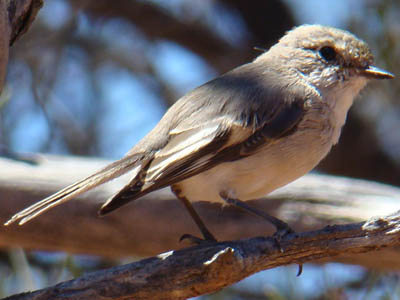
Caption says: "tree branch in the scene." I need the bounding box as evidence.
[68,0,239,72]
[0,0,42,93]
[1,154,400,269]
[7,0,43,46]
[68,0,294,73]
[4,211,400,300]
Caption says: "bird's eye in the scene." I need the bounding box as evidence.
[319,46,337,62]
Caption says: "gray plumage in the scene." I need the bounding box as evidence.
[5,24,393,226]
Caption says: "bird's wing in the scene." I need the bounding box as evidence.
[99,97,306,215]
[6,61,312,223]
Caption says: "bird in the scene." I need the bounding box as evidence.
[5,25,394,244]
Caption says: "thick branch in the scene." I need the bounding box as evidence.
[7,0,43,46]
[4,211,400,300]
[0,1,8,92]
[1,154,400,269]
[0,0,42,92]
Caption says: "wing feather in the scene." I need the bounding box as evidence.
[99,98,306,215]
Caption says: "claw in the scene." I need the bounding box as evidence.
[271,225,304,276]
[296,264,303,277]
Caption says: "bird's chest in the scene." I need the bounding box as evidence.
[224,121,334,199]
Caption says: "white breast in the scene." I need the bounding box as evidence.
[328,76,367,144]
[174,109,335,203]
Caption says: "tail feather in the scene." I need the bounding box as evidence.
[99,158,153,216]
[4,154,142,226]
[99,181,145,216]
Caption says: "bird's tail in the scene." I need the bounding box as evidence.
[4,154,142,226]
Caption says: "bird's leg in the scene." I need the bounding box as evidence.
[220,192,303,276]
[219,192,294,237]
[172,187,217,244]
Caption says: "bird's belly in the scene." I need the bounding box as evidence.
[174,127,333,203]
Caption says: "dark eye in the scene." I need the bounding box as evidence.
[319,46,337,62]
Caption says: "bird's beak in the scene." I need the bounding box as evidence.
[361,65,394,80]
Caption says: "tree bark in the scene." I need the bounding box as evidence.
[3,211,400,300]
[7,0,43,46]
[0,0,43,85]
[0,0,9,92]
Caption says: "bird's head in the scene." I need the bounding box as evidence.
[256,24,394,99]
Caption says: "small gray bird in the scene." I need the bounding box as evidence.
[5,25,394,242]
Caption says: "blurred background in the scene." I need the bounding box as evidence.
[1,0,400,299]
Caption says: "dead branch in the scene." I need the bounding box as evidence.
[8,0,43,46]
[0,0,9,91]
[1,154,400,269]
[0,0,42,92]
[3,211,400,300]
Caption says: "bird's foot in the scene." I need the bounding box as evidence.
[272,224,302,276]
[219,193,303,275]
[272,223,295,252]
